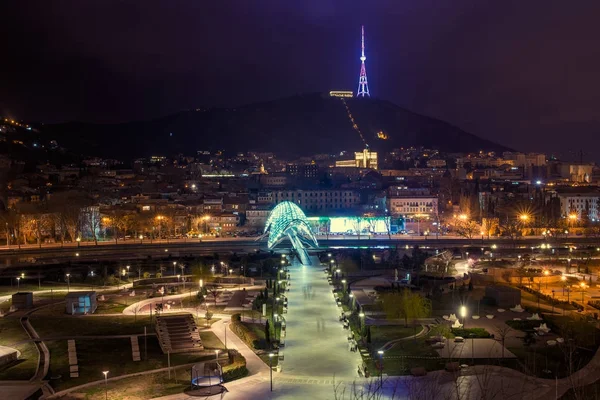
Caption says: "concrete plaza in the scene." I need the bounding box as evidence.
[281,256,361,378]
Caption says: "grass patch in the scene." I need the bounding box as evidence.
[59,370,191,400]
[365,337,443,375]
[450,328,491,338]
[0,317,38,380]
[370,325,416,349]
[506,319,545,331]
[46,336,215,391]
[29,308,153,337]
[199,331,225,349]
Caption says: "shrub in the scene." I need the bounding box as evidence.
[230,314,262,349]
[222,365,248,381]
[451,328,491,338]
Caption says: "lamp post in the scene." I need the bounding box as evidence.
[580,282,587,303]
[16,277,20,290]
[377,350,384,388]
[268,353,274,391]
[173,261,177,277]
[66,273,71,292]
[102,371,109,400]
[567,258,571,274]
[224,321,229,349]
[469,333,475,365]
[561,275,567,296]
[126,265,130,280]
[76,237,81,247]
[544,270,550,290]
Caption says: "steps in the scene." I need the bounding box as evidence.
[155,313,204,354]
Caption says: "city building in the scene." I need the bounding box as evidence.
[329,90,354,98]
[335,148,378,170]
[272,189,361,213]
[559,163,594,183]
[557,191,599,220]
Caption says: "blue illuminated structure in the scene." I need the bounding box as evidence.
[264,201,318,265]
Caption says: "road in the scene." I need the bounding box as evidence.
[2,236,600,268]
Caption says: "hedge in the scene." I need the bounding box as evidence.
[230,313,262,349]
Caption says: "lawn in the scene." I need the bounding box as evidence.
[450,328,491,338]
[369,325,416,349]
[0,316,39,380]
[506,314,600,379]
[57,370,191,400]
[199,331,225,349]
[46,336,216,391]
[365,337,444,375]
[30,312,153,338]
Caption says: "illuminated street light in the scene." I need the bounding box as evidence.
[543,269,550,289]
[66,273,71,292]
[102,371,109,400]
[460,305,467,328]
[377,350,385,388]
[16,277,20,290]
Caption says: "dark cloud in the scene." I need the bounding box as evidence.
[1,1,599,160]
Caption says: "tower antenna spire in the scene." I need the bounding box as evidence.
[356,25,370,97]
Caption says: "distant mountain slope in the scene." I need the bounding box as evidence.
[44,93,511,158]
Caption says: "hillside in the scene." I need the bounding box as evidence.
[43,93,511,158]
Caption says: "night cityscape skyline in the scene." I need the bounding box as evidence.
[2,2,600,400]
[2,1,600,161]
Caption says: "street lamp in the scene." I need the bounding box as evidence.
[377,350,384,388]
[580,282,587,303]
[76,237,81,247]
[173,261,177,276]
[16,277,20,290]
[224,321,229,349]
[66,273,71,292]
[177,274,181,282]
[460,305,467,328]
[102,371,109,400]
[268,353,274,391]
[543,269,550,290]
[359,312,365,335]
[561,275,567,295]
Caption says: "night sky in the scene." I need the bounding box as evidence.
[1,1,600,161]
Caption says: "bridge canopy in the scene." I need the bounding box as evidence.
[264,202,318,264]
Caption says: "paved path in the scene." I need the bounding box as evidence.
[282,257,361,377]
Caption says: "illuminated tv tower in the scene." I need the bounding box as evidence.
[356,25,370,97]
